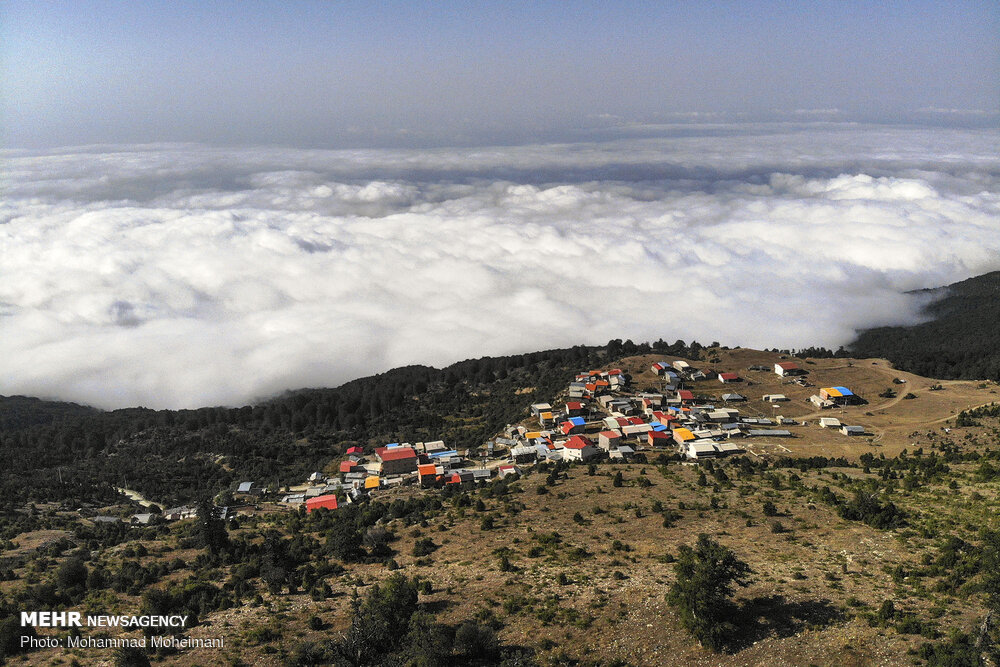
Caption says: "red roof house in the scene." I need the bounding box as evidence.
[560,420,583,435]
[648,430,672,446]
[306,494,339,513]
[374,446,418,475]
[563,435,598,461]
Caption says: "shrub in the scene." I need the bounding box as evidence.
[412,538,438,557]
[667,534,751,652]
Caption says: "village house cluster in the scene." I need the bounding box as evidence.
[256,359,869,512]
[115,357,870,523]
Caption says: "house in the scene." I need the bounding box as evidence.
[684,441,718,459]
[722,393,746,402]
[706,409,739,423]
[375,446,418,476]
[673,360,691,372]
[565,401,586,417]
[603,416,629,430]
[559,417,586,435]
[445,470,475,485]
[714,442,744,456]
[841,425,865,436]
[820,386,859,405]
[676,390,694,403]
[510,444,538,463]
[419,440,447,454]
[598,430,622,450]
[639,393,665,407]
[538,411,555,426]
[498,464,520,478]
[810,395,834,409]
[762,394,789,403]
[530,403,553,417]
[346,446,365,456]
[364,476,381,491]
[651,361,671,376]
[608,398,638,415]
[650,410,675,425]
[720,422,743,437]
[622,423,652,436]
[236,482,256,495]
[131,513,156,525]
[775,362,803,376]
[308,472,324,483]
[340,461,361,474]
[648,430,672,447]
[747,429,793,437]
[163,506,197,521]
[819,417,842,429]
[562,435,599,462]
[306,494,339,513]
[344,471,369,487]
[280,493,305,505]
[718,373,741,384]
[418,464,442,486]
[673,427,696,446]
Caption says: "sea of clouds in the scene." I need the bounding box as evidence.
[2,123,999,409]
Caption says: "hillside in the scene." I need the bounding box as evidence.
[850,271,1000,381]
[3,344,1000,665]
[0,340,700,508]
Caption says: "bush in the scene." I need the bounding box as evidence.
[412,538,438,557]
[762,501,778,517]
[666,534,751,652]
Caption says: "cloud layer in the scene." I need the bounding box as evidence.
[3,124,999,409]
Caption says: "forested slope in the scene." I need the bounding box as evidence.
[0,339,698,507]
[850,271,1000,381]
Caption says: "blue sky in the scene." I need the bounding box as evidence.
[2,1,998,147]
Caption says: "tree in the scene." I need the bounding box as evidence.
[195,498,229,556]
[336,574,420,665]
[56,557,88,599]
[667,534,751,651]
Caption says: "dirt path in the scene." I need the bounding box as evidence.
[115,487,158,508]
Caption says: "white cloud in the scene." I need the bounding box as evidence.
[2,124,999,408]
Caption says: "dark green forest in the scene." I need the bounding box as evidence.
[850,271,1000,381]
[0,339,698,510]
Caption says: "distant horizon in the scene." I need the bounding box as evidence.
[4,115,1000,154]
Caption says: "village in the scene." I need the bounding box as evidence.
[131,357,874,522]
